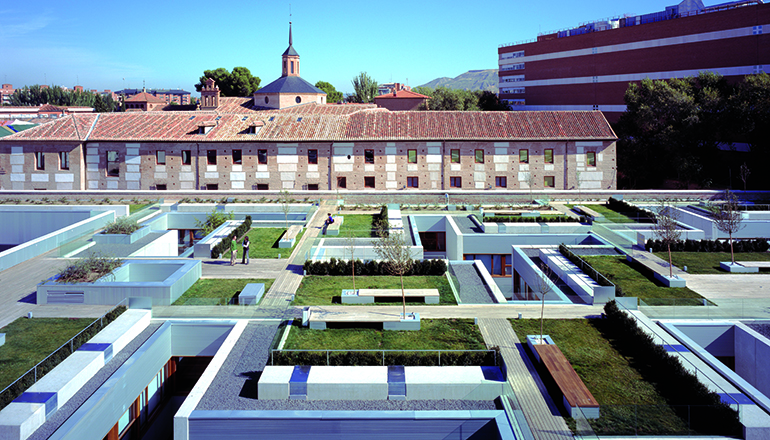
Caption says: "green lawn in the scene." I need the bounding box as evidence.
[284,318,485,350]
[568,204,648,223]
[0,318,93,391]
[510,318,689,435]
[173,278,275,305]
[293,275,456,305]
[128,203,154,214]
[582,256,703,302]
[337,214,379,237]
[656,252,770,274]
[222,227,304,259]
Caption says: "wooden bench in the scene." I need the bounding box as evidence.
[341,288,440,304]
[279,225,303,248]
[574,205,603,219]
[323,216,343,236]
[532,343,600,419]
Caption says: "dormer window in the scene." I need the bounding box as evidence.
[247,120,264,135]
[197,121,216,134]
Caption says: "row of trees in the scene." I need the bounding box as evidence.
[616,72,770,189]
[194,67,262,97]
[7,85,120,112]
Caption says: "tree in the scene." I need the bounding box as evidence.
[530,263,555,344]
[652,201,681,278]
[351,72,378,103]
[478,90,510,111]
[343,236,358,292]
[711,190,744,265]
[413,86,479,111]
[195,67,261,96]
[9,85,117,112]
[739,163,751,191]
[374,230,415,319]
[196,208,234,236]
[278,190,292,229]
[315,81,343,103]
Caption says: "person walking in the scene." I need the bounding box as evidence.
[242,236,250,265]
[230,237,237,266]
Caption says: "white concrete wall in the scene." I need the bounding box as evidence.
[445,216,463,260]
[735,323,770,399]
[130,230,177,257]
[0,211,92,243]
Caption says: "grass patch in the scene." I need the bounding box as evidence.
[568,204,649,223]
[656,252,770,274]
[129,203,153,214]
[0,318,93,391]
[582,256,703,302]
[284,318,485,350]
[173,278,275,305]
[222,227,304,259]
[338,214,378,237]
[293,275,456,305]
[510,318,690,435]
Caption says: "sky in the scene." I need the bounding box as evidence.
[1,0,683,96]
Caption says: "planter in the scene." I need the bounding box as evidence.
[653,272,687,287]
[383,312,420,331]
[93,225,151,245]
[526,334,555,363]
[719,262,759,273]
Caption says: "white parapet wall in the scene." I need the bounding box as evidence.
[540,249,615,305]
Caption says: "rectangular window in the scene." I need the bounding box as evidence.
[451,149,460,163]
[364,176,375,188]
[544,149,553,164]
[257,184,269,190]
[232,149,242,164]
[258,149,267,164]
[308,149,318,164]
[307,183,319,190]
[519,149,529,163]
[156,150,166,165]
[59,151,69,170]
[106,151,119,176]
[155,184,167,190]
[587,151,596,167]
[544,176,555,188]
[475,149,484,163]
[496,176,507,188]
[337,176,347,188]
[35,152,45,170]
[206,183,219,190]
[182,150,191,165]
[206,150,217,165]
[364,149,374,164]
[408,149,417,163]
[407,176,419,188]
[450,176,462,188]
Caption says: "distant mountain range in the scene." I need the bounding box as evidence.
[418,69,498,92]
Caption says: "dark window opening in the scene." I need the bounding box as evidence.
[257,184,269,190]
[182,150,191,165]
[206,184,219,190]
[364,149,374,164]
[364,176,375,188]
[258,149,268,164]
[156,151,166,165]
[308,149,318,164]
[451,149,460,163]
[232,150,242,164]
[337,176,347,188]
[307,184,319,190]
[450,176,462,188]
[207,150,217,165]
[106,151,119,176]
[407,176,419,188]
[156,184,167,190]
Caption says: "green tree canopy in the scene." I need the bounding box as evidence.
[195,67,261,97]
[315,81,343,103]
[8,85,118,112]
[412,86,479,111]
[615,72,770,189]
[351,72,378,103]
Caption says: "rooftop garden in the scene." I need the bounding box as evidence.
[292,275,455,306]
[173,278,275,305]
[220,227,303,259]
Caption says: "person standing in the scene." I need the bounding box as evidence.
[230,237,237,266]
[242,236,250,265]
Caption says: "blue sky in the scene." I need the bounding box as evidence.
[1,0,681,96]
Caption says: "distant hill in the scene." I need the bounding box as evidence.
[419,69,498,92]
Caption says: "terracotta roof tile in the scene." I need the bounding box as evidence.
[374,90,431,99]
[2,110,616,143]
[125,92,166,103]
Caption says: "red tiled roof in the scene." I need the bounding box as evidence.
[3,110,616,142]
[374,90,431,100]
[125,92,165,103]
[38,104,64,113]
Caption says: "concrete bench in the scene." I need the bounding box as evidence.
[341,289,440,304]
[323,216,343,236]
[574,205,603,219]
[279,225,303,248]
[238,283,265,305]
[530,342,600,419]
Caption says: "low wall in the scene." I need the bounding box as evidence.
[0,210,115,272]
[511,247,570,304]
[540,249,614,305]
[193,220,243,259]
[93,225,152,245]
[130,230,177,257]
[472,260,507,304]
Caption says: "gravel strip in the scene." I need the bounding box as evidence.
[746,323,770,339]
[29,322,163,440]
[237,399,497,411]
[196,322,278,410]
[449,263,495,304]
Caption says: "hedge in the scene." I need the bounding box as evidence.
[558,244,621,295]
[485,215,585,223]
[608,197,656,221]
[603,301,740,437]
[210,215,252,259]
[645,238,769,253]
[303,258,446,276]
[271,348,498,367]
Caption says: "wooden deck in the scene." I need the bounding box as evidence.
[477,318,573,440]
[533,344,599,412]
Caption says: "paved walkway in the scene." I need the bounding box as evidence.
[306,304,604,320]
[478,318,573,440]
[550,203,581,220]
[200,258,287,279]
[681,273,770,299]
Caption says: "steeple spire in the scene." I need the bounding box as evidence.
[282,21,300,77]
[289,21,293,46]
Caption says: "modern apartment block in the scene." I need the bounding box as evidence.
[497,0,770,122]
